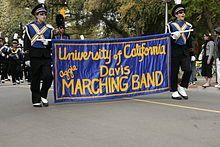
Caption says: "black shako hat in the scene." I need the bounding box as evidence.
[12,39,19,43]
[31,3,47,15]
[172,4,185,17]
[56,14,65,28]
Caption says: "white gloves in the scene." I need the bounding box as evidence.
[25,60,30,67]
[171,31,181,40]
[191,56,196,61]
[42,39,49,46]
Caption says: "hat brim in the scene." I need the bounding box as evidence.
[175,7,185,13]
[33,9,47,15]
[172,4,185,17]
[31,4,47,15]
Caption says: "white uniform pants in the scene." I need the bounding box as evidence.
[216,58,220,84]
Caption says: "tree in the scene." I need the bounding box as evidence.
[0,0,219,40]
[185,0,220,33]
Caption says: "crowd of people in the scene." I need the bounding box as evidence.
[0,2,219,107]
[0,36,31,85]
[0,3,70,107]
[0,25,69,86]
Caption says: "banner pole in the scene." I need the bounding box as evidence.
[170,29,194,35]
[165,2,168,33]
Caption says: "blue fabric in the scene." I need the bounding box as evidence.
[55,34,69,40]
[26,21,52,48]
[0,46,10,60]
[52,33,171,103]
[169,20,192,45]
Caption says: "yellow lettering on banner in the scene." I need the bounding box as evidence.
[100,65,131,77]
[162,45,166,54]
[60,72,163,95]
[75,79,83,94]
[109,68,115,77]
[123,44,166,62]
[59,66,77,80]
[140,73,148,88]
[124,44,131,59]
[132,75,140,90]
[100,65,108,77]
[62,79,74,95]
[59,47,66,60]
[99,78,108,94]
[155,71,163,86]
[106,76,129,93]
[91,79,100,94]
[131,71,164,90]
[82,79,92,94]
[112,77,120,92]
[58,47,112,64]
[120,76,128,92]
[61,76,130,96]
[82,52,89,60]
[124,66,130,75]
[147,72,155,87]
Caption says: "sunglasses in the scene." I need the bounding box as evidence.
[177,11,185,14]
[39,12,47,16]
[12,42,18,44]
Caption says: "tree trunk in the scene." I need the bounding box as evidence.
[203,6,214,33]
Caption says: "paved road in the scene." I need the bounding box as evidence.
[0,81,220,147]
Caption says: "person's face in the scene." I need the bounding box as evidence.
[36,12,47,23]
[203,34,209,40]
[12,42,18,48]
[175,10,185,20]
[59,27,65,34]
[0,39,4,46]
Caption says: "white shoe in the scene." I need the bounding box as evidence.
[178,85,188,99]
[41,97,49,107]
[33,103,42,107]
[214,84,220,88]
[171,91,182,100]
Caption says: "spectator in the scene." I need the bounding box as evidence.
[201,33,215,87]
[189,33,199,85]
[214,27,220,88]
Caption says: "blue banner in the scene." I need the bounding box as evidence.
[52,33,171,103]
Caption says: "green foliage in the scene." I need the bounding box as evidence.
[183,0,220,43]
[0,0,219,40]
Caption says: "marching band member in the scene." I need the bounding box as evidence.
[8,39,23,85]
[0,36,10,84]
[54,14,70,39]
[167,4,193,100]
[24,2,54,107]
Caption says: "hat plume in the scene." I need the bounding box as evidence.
[38,0,45,4]
[174,0,181,4]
